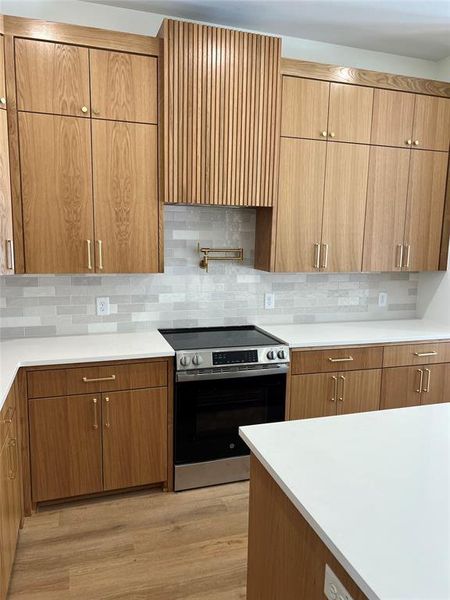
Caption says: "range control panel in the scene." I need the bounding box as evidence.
[176,345,290,371]
[213,349,258,365]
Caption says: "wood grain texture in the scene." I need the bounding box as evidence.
[363,146,410,271]
[328,82,373,143]
[275,137,326,272]
[0,109,13,274]
[4,15,160,56]
[15,369,31,519]
[92,120,159,273]
[404,150,448,271]
[247,455,368,600]
[321,142,370,272]
[336,369,381,415]
[280,57,450,98]
[254,207,276,272]
[381,366,423,409]
[29,394,103,502]
[19,112,94,273]
[90,49,157,123]
[0,34,5,106]
[412,95,450,151]
[289,373,337,420]
[15,38,90,117]
[383,342,450,367]
[280,76,329,139]
[371,89,416,147]
[163,19,281,206]
[102,388,167,491]
[439,159,450,270]
[420,363,450,405]
[8,482,248,600]
[291,346,383,375]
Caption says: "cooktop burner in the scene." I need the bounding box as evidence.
[159,325,282,351]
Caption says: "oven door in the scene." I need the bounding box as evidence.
[175,370,286,465]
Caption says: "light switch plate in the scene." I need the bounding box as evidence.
[96,297,110,316]
[324,565,354,600]
[264,292,275,310]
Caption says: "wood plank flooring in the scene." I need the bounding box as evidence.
[8,482,249,599]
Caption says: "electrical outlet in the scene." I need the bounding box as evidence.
[264,292,275,310]
[324,565,354,600]
[96,297,110,316]
[378,292,388,307]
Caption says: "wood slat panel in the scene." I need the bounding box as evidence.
[163,19,281,206]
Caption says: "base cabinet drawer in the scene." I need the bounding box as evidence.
[290,369,381,420]
[383,342,450,367]
[291,346,383,375]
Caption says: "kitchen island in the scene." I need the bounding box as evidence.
[240,404,450,600]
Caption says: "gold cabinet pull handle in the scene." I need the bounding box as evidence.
[413,140,419,146]
[338,375,345,401]
[104,397,110,429]
[320,243,328,269]
[2,406,15,424]
[81,105,88,113]
[83,374,116,383]
[413,351,437,357]
[8,438,17,480]
[97,240,104,270]
[395,243,404,269]
[313,243,321,269]
[423,368,431,393]
[415,369,423,393]
[328,131,335,138]
[403,244,410,269]
[87,239,93,270]
[330,376,337,402]
[0,97,6,105]
[92,398,98,430]
[406,139,412,145]
[6,239,14,271]
[320,130,327,137]
[328,356,353,363]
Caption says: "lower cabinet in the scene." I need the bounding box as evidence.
[381,363,450,409]
[29,387,168,503]
[290,369,381,420]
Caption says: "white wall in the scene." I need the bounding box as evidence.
[2,0,448,80]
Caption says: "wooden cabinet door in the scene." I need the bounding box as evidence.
[281,77,329,139]
[29,394,102,502]
[92,120,159,273]
[15,38,90,117]
[321,143,369,272]
[102,388,167,491]
[275,138,326,272]
[0,34,6,108]
[19,112,94,273]
[328,83,373,143]
[0,438,12,599]
[420,363,450,405]
[404,150,448,271]
[0,110,14,274]
[90,49,157,124]
[336,369,381,415]
[370,89,415,148]
[289,373,337,420]
[412,95,450,152]
[381,366,422,410]
[363,147,410,271]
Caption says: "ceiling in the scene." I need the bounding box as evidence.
[84,0,450,61]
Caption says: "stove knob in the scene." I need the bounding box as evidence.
[277,349,286,360]
[267,350,276,360]
[179,355,191,367]
[192,354,203,366]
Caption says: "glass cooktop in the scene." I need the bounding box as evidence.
[159,326,282,351]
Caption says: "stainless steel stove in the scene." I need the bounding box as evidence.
[159,326,289,491]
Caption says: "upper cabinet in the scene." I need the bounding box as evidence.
[412,95,450,152]
[90,49,157,123]
[15,39,90,117]
[280,76,373,144]
[162,19,281,206]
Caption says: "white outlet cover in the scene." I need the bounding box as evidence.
[324,565,354,600]
[96,296,110,316]
[378,292,388,307]
[264,292,275,310]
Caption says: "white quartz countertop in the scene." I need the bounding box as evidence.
[260,318,450,348]
[0,331,174,410]
[240,405,450,600]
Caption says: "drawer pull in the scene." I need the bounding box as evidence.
[328,356,354,363]
[423,369,431,393]
[415,369,423,393]
[82,375,116,383]
[413,351,437,357]
[2,406,15,424]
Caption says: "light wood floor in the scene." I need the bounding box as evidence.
[8,482,249,600]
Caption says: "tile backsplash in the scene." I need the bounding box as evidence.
[0,206,418,339]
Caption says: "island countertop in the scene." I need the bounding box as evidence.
[240,404,450,600]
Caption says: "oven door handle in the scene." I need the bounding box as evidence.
[176,365,289,382]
